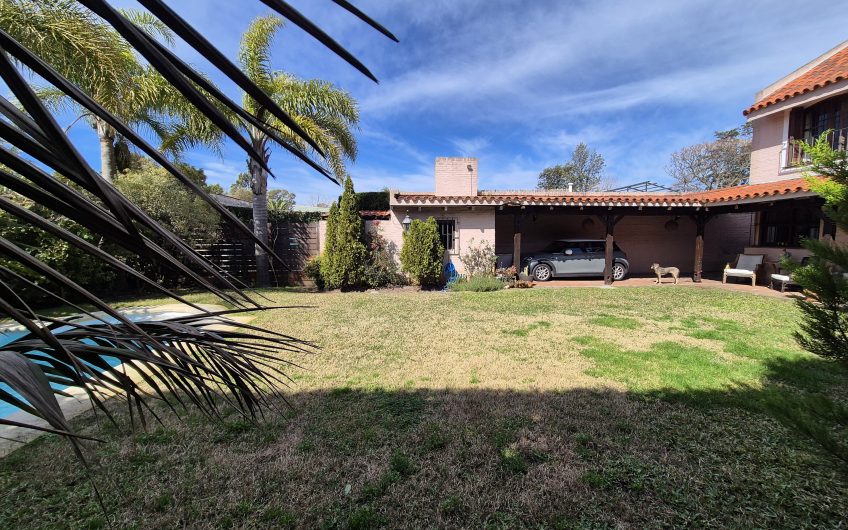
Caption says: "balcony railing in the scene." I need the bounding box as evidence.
[781,127,848,168]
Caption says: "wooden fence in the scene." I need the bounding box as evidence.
[194,219,319,286]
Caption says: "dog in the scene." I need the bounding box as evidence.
[651,263,679,285]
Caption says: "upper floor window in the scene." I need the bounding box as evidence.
[437,219,455,252]
[786,94,848,166]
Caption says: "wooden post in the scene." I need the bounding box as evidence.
[693,213,707,283]
[604,214,615,285]
[513,213,522,274]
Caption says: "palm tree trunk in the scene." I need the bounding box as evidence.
[249,147,271,288]
[96,119,117,182]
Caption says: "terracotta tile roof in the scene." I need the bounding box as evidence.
[744,46,848,115]
[691,178,813,204]
[393,178,816,208]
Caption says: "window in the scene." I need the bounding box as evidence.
[581,242,605,253]
[437,219,456,252]
[542,241,567,253]
[758,202,822,247]
[790,95,848,145]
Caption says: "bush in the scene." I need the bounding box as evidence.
[400,217,444,287]
[322,176,367,290]
[449,275,505,292]
[303,256,324,290]
[0,205,117,304]
[364,226,406,288]
[115,158,220,242]
[792,134,848,362]
[460,238,497,278]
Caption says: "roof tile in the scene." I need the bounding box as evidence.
[394,178,815,207]
[744,46,848,115]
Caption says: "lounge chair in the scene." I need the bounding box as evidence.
[723,254,765,286]
[770,256,810,292]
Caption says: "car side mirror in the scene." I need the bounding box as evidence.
[564,249,573,255]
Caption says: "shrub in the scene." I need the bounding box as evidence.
[364,226,406,288]
[449,275,505,292]
[791,134,848,362]
[322,176,367,290]
[400,217,444,287]
[0,205,117,304]
[320,202,338,284]
[460,238,497,278]
[115,158,220,242]
[303,255,324,290]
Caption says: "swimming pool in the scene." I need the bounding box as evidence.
[0,309,193,419]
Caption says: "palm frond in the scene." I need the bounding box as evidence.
[239,15,284,98]
[0,0,396,467]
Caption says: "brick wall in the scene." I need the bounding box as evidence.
[434,157,478,197]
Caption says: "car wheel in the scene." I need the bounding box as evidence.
[612,262,627,281]
[533,263,552,281]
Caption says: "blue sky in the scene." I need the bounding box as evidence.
[77,0,848,204]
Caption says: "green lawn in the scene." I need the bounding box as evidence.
[1,286,847,529]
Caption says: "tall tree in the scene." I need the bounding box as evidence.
[238,15,359,287]
[322,175,366,290]
[666,125,752,191]
[538,143,605,192]
[791,134,848,361]
[0,0,222,182]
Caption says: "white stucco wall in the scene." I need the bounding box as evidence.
[383,208,496,274]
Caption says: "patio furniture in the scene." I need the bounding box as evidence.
[770,272,792,292]
[770,256,809,292]
[723,254,765,286]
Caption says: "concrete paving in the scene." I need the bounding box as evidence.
[529,275,802,299]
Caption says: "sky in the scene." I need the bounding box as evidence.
[71,0,848,205]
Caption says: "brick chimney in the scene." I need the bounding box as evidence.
[434,157,478,197]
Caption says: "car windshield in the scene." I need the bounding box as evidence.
[542,241,566,253]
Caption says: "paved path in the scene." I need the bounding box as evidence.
[531,275,800,299]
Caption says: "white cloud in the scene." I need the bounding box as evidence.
[450,136,490,156]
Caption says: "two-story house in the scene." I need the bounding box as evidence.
[324,41,846,284]
[743,40,848,261]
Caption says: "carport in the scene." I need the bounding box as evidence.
[491,179,820,284]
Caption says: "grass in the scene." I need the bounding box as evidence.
[448,275,505,292]
[1,286,848,528]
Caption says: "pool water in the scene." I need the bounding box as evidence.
[0,310,191,419]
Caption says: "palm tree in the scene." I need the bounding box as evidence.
[0,0,222,181]
[238,15,359,287]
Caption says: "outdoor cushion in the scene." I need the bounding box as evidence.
[725,268,755,276]
[735,254,764,271]
[771,274,791,282]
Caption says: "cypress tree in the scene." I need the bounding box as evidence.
[400,217,444,287]
[320,201,339,286]
[791,134,848,361]
[323,175,366,289]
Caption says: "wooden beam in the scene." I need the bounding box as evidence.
[513,213,521,273]
[692,213,707,283]
[604,213,616,285]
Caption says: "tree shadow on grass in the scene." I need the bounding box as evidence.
[1,366,846,530]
